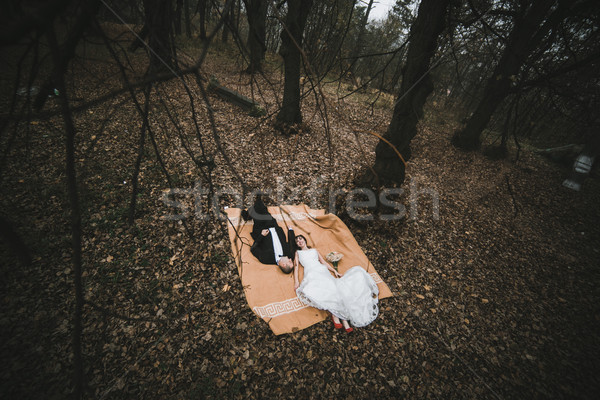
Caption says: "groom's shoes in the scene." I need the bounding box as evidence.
[242,193,265,221]
[241,209,251,221]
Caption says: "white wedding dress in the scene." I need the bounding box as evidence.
[295,249,379,327]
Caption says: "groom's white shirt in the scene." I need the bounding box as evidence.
[269,227,284,264]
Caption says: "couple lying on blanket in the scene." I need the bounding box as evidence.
[241,196,379,333]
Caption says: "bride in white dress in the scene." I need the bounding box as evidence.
[293,235,379,332]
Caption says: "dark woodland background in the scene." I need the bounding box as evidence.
[1,0,599,398]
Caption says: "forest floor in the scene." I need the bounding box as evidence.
[1,27,600,399]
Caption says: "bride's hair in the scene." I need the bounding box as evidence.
[293,235,311,256]
[295,234,310,248]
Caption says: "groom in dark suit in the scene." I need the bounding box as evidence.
[242,195,296,274]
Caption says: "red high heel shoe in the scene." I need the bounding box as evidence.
[331,315,342,329]
[345,326,353,333]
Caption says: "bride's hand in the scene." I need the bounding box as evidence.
[334,271,342,278]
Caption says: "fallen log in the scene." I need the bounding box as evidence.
[533,143,583,155]
[533,143,584,164]
[207,76,265,117]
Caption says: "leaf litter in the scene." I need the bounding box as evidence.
[0,31,599,399]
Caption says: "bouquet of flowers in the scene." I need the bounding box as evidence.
[326,251,343,270]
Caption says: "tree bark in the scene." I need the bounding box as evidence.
[452,0,564,150]
[197,0,208,40]
[275,0,313,130]
[33,0,101,111]
[183,0,191,38]
[143,0,175,73]
[243,0,268,73]
[365,0,450,185]
[174,0,183,35]
[222,0,237,43]
[350,0,373,78]
[47,24,85,399]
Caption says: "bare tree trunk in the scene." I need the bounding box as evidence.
[175,0,183,35]
[197,0,208,40]
[47,24,85,399]
[362,0,451,185]
[221,0,236,43]
[243,0,268,73]
[485,96,516,159]
[275,0,313,131]
[183,0,191,38]
[33,0,100,111]
[349,0,373,78]
[143,0,175,73]
[452,0,563,150]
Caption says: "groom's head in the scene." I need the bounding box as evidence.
[277,256,293,274]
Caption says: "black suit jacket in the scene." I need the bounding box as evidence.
[250,226,295,265]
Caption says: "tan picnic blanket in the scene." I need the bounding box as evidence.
[224,204,393,335]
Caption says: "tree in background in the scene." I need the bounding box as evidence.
[361,0,452,185]
[301,0,356,81]
[32,0,101,111]
[349,0,374,79]
[337,0,415,94]
[275,0,314,131]
[452,0,581,150]
[221,0,240,43]
[197,0,209,40]
[243,0,268,73]
[143,0,176,73]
